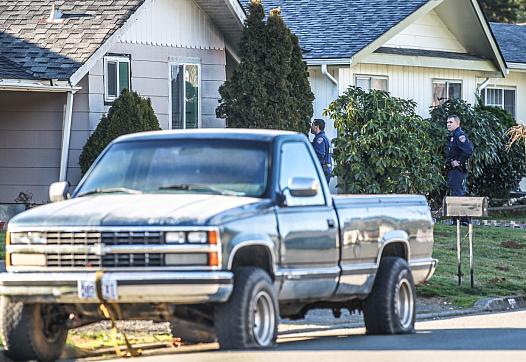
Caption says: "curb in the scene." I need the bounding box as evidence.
[474,295,526,312]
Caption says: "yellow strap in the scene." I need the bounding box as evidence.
[95,271,142,357]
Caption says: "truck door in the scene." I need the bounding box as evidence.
[275,141,339,300]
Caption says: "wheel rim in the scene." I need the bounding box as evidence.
[251,290,275,346]
[39,304,65,343]
[395,279,414,330]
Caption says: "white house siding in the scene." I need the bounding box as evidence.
[480,70,526,123]
[308,66,339,141]
[384,10,467,53]
[120,0,224,51]
[338,63,487,118]
[0,88,88,204]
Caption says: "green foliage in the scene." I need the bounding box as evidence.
[479,0,526,23]
[79,90,160,175]
[429,98,525,199]
[216,2,314,133]
[324,86,444,194]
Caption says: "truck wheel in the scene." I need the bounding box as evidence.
[215,267,278,349]
[363,256,416,335]
[1,298,68,362]
[170,318,216,344]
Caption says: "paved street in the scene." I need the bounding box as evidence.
[86,310,526,362]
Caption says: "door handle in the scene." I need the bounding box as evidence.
[327,219,336,228]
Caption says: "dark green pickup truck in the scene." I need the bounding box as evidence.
[0,130,436,361]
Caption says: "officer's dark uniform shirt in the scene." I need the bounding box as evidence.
[312,131,332,178]
[446,127,473,170]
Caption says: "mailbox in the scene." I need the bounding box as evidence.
[443,197,488,217]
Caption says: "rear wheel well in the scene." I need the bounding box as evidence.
[230,245,274,279]
[381,242,407,260]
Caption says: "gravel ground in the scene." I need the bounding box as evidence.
[73,297,462,335]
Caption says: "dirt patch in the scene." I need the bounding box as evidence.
[489,277,507,285]
[496,266,510,272]
[500,240,525,249]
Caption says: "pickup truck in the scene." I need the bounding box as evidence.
[0,129,436,361]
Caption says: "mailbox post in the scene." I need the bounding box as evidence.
[443,197,488,287]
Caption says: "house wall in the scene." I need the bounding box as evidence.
[0,87,89,204]
[308,66,339,141]
[384,9,467,53]
[339,63,488,118]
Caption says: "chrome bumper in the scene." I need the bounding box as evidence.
[410,259,438,285]
[0,271,233,304]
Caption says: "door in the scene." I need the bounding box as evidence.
[275,141,339,300]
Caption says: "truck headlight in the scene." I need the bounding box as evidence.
[10,253,46,266]
[165,232,186,244]
[187,231,207,244]
[10,232,47,244]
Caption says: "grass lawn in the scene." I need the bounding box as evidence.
[417,223,526,307]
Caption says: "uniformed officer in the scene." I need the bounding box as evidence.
[445,115,473,196]
[310,119,333,184]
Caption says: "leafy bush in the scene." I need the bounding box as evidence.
[324,86,444,194]
[79,90,160,175]
[429,98,525,199]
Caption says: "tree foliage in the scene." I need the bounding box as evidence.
[429,98,525,199]
[324,87,444,194]
[479,0,526,23]
[79,89,160,175]
[216,1,314,133]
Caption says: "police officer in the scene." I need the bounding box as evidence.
[445,115,473,196]
[310,119,333,184]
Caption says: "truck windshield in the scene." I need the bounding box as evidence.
[76,139,270,197]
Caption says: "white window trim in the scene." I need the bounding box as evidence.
[103,55,131,103]
[354,74,389,91]
[482,85,516,118]
[168,62,202,129]
[432,79,463,105]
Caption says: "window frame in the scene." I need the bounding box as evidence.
[482,85,516,118]
[169,61,202,130]
[103,55,131,103]
[432,79,463,107]
[354,74,389,92]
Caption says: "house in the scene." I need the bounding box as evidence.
[261,0,526,143]
[0,0,245,206]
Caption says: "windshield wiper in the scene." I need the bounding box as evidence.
[158,184,243,196]
[76,187,143,197]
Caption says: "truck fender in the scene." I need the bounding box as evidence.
[227,237,277,277]
[375,230,410,267]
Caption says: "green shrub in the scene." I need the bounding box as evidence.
[429,99,525,199]
[79,90,160,175]
[324,86,444,194]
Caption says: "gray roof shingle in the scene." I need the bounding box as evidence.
[491,22,526,64]
[0,54,34,78]
[0,0,145,81]
[251,0,429,60]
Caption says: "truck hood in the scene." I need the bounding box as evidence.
[8,194,267,228]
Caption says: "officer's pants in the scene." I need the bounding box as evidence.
[447,169,467,196]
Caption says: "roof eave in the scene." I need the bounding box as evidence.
[0,79,81,93]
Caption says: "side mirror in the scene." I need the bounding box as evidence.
[288,177,319,197]
[49,181,70,202]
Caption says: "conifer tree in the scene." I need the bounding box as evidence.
[79,90,160,175]
[216,0,267,127]
[288,33,315,133]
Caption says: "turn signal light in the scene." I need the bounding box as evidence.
[5,231,11,267]
[208,252,219,267]
[208,230,218,245]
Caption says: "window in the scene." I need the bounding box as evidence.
[482,87,516,118]
[355,75,388,92]
[171,63,200,129]
[104,56,130,102]
[279,142,325,206]
[432,80,462,107]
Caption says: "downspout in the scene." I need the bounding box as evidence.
[321,64,338,86]
[59,90,74,181]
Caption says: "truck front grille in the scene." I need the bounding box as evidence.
[45,231,163,268]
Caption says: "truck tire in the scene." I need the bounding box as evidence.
[363,256,416,335]
[170,318,216,344]
[215,267,278,349]
[1,298,68,362]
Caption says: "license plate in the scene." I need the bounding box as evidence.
[78,279,118,301]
